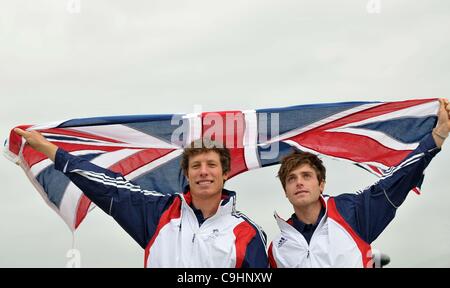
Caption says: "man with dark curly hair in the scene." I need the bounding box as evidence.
[269,99,450,268]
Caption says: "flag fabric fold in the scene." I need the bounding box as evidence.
[4,99,439,231]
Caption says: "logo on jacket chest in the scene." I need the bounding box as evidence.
[277,237,288,248]
[208,229,220,240]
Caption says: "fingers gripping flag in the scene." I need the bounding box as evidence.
[4,99,439,231]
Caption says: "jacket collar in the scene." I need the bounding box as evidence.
[274,194,329,231]
[179,187,237,216]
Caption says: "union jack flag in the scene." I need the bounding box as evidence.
[3,99,439,231]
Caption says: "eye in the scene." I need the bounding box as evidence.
[287,176,295,183]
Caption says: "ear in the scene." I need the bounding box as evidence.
[319,180,325,194]
[223,171,229,181]
[185,170,190,182]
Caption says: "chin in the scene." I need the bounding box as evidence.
[194,187,215,195]
[194,187,210,194]
[294,199,311,207]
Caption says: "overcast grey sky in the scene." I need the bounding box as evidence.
[1,0,449,267]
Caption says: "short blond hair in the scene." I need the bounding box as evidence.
[181,138,231,176]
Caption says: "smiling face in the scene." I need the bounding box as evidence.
[186,151,229,200]
[284,164,325,209]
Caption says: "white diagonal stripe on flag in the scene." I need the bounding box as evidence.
[243,110,260,170]
[71,125,178,149]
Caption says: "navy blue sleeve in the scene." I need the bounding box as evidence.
[334,133,440,244]
[242,228,268,268]
[54,148,175,248]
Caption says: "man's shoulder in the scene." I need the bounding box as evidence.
[232,211,266,240]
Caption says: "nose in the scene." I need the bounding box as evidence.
[296,178,304,188]
[199,163,209,177]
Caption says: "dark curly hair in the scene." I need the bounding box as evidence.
[277,151,326,190]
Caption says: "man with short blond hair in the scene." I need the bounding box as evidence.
[13,132,268,268]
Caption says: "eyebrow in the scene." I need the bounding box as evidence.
[301,171,313,175]
[288,171,313,177]
[190,160,219,165]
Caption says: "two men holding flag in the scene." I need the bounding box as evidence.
[12,98,450,267]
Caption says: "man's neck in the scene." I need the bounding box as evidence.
[294,200,323,225]
[191,194,222,219]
